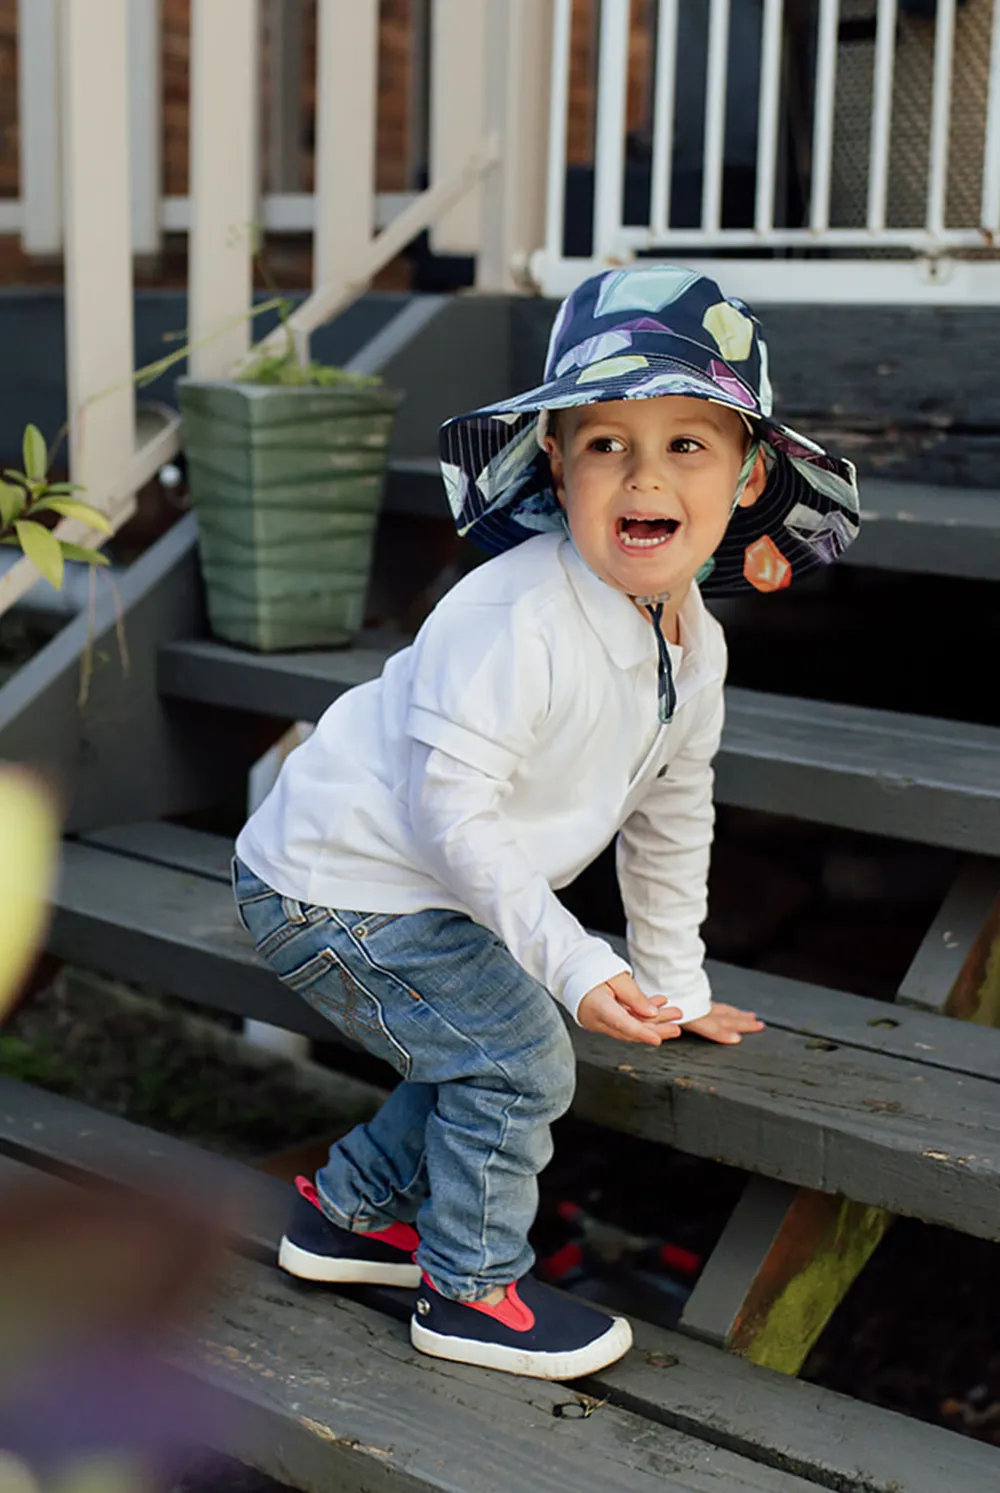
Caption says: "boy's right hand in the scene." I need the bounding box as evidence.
[577,973,682,1047]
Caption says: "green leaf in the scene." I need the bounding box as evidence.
[33,497,113,535]
[22,425,47,482]
[3,470,28,485]
[15,520,64,589]
[59,542,110,567]
[42,482,85,496]
[0,480,25,527]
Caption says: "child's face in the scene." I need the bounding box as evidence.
[546,395,767,601]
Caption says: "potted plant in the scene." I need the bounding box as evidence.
[177,312,401,653]
[0,425,113,593]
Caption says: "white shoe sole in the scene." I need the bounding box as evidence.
[410,1313,633,1379]
[278,1235,421,1287]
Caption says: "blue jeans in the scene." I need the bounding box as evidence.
[232,859,577,1301]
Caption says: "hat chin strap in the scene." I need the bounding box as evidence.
[630,438,761,726]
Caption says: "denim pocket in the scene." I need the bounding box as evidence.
[341,911,405,941]
[283,946,412,1079]
[232,857,280,933]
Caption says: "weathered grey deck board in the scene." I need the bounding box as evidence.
[75,825,1000,1084]
[0,1074,291,1259]
[703,961,1000,1081]
[715,689,1000,854]
[81,821,235,883]
[0,516,261,833]
[571,1020,1000,1240]
[844,478,1000,579]
[158,639,1000,853]
[48,842,1000,1240]
[602,1317,1000,1493]
[183,1256,816,1493]
[1,1075,990,1493]
[52,841,335,1041]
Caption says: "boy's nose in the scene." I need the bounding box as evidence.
[626,456,665,492]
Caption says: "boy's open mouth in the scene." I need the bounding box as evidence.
[615,516,680,550]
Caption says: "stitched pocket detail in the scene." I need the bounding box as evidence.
[282,948,412,1078]
[348,912,405,940]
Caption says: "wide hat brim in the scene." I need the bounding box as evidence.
[438,356,860,598]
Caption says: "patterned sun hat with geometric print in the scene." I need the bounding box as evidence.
[438,264,860,597]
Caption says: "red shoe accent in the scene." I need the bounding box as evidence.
[368,1220,420,1253]
[295,1175,323,1209]
[468,1283,536,1333]
[420,1273,537,1332]
[294,1176,419,1253]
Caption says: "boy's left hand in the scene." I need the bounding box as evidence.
[677,1003,765,1045]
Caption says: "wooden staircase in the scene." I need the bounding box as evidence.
[1,292,999,1492]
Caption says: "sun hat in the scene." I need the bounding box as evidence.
[438,264,860,599]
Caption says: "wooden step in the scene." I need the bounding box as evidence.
[850,478,1000,580]
[49,828,1000,1241]
[158,638,1000,854]
[1,1075,994,1493]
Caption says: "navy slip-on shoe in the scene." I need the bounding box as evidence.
[278,1176,422,1287]
[410,1273,632,1379]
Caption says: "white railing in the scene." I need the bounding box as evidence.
[7,0,1000,621]
[2,0,556,618]
[534,0,1000,304]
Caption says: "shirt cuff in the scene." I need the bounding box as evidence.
[554,940,632,1024]
[630,964,713,1025]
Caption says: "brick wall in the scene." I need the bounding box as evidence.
[0,0,17,198]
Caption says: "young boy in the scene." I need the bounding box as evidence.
[233,265,859,1380]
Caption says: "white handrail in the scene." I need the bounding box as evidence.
[593,0,630,259]
[809,0,840,233]
[18,0,62,255]
[983,0,1000,234]
[544,0,573,265]
[702,0,731,233]
[188,0,260,380]
[754,0,783,234]
[867,0,898,234]
[128,0,162,256]
[249,137,499,360]
[430,0,488,255]
[650,0,679,237]
[61,0,136,516]
[926,0,957,237]
[314,0,379,297]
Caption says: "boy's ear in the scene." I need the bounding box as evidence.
[545,436,567,508]
[736,448,768,509]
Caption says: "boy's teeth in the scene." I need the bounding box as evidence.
[619,516,678,549]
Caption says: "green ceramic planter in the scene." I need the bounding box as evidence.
[178,377,400,652]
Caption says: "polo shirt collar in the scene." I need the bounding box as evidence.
[559,539,721,703]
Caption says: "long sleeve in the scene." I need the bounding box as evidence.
[615,691,725,1024]
[408,742,629,1020]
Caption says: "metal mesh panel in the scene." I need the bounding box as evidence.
[831,0,995,229]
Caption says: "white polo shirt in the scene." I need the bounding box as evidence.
[236,533,727,1024]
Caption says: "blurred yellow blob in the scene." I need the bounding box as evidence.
[0,768,58,1022]
[0,1453,41,1493]
[50,1455,150,1493]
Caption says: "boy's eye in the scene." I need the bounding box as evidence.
[587,435,627,453]
[670,437,704,454]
